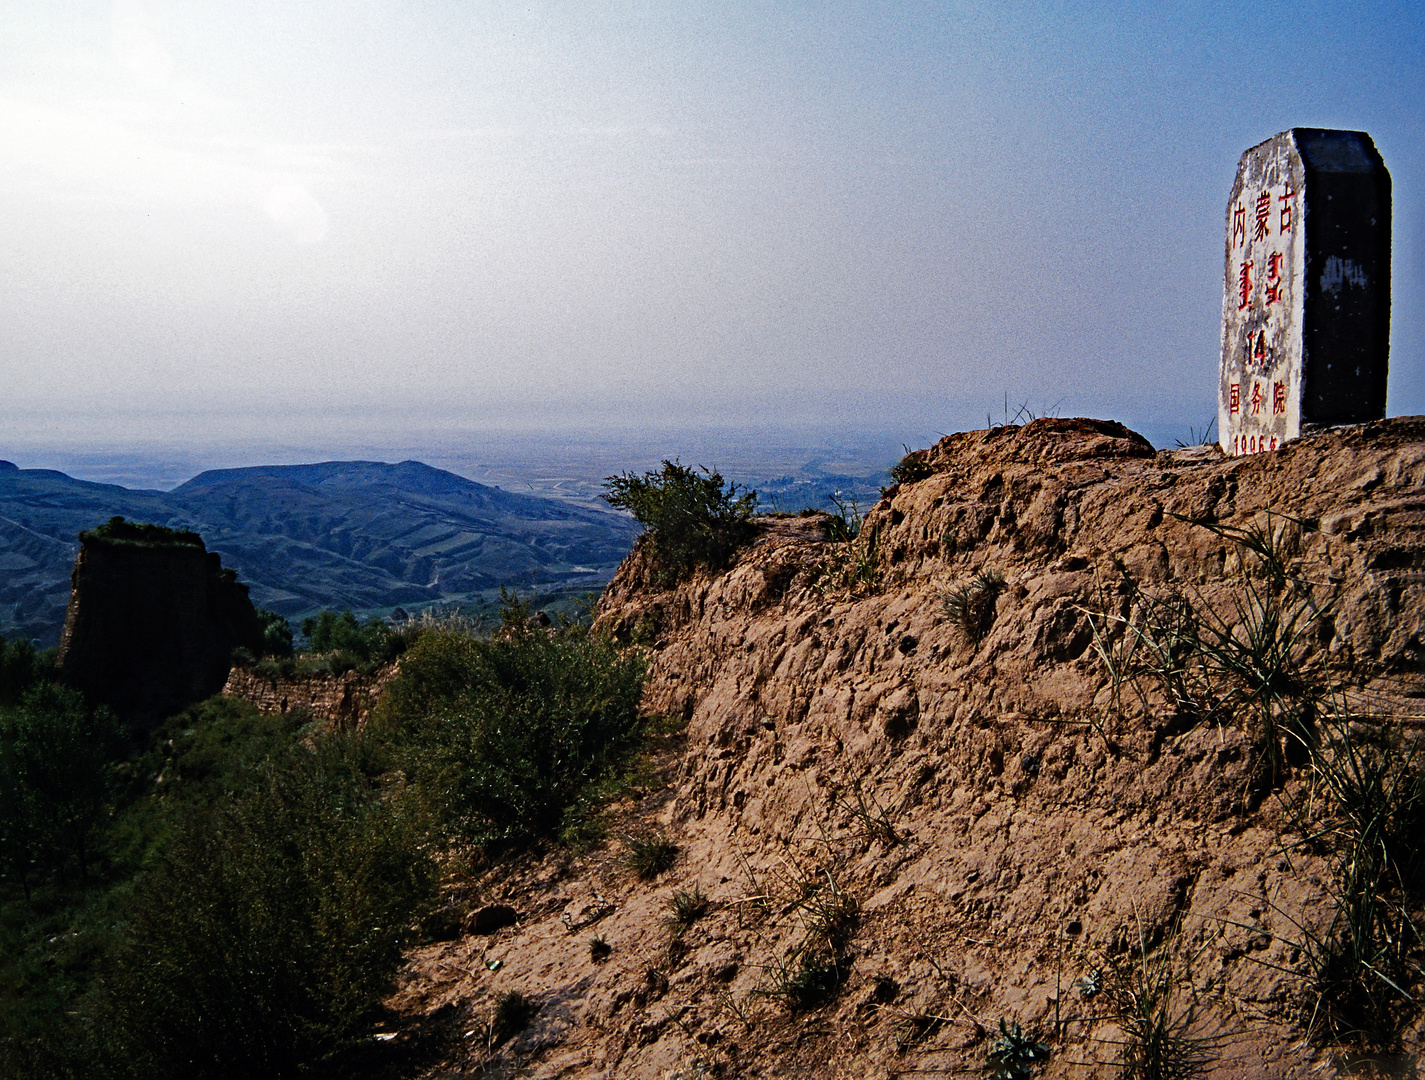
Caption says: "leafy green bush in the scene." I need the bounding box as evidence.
[287,610,412,675]
[255,610,294,658]
[984,1018,1051,1079]
[78,516,203,548]
[373,622,646,848]
[97,734,434,1079]
[602,460,759,584]
[889,447,934,486]
[0,684,125,892]
[0,636,56,708]
[301,609,389,660]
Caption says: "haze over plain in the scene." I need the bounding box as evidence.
[2,1,1422,481]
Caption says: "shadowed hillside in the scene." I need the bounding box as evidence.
[0,459,640,645]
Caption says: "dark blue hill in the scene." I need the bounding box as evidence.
[0,460,639,645]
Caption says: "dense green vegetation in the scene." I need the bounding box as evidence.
[0,601,648,1079]
[301,609,400,665]
[602,459,759,584]
[236,609,411,678]
[0,637,55,709]
[256,608,294,657]
[373,611,646,849]
[78,516,205,548]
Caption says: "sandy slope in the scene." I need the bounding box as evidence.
[383,417,1425,1079]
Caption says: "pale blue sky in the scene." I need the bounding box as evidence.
[2,1,1422,462]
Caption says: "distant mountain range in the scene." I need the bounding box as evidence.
[0,459,640,646]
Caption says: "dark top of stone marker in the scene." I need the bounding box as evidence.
[1292,128,1384,174]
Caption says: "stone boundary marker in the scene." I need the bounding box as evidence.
[1219,128,1391,457]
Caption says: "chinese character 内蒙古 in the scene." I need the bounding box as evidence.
[1279,185,1294,234]
[1232,203,1247,249]
[1254,191,1272,241]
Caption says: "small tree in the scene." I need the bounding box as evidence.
[602,460,759,584]
[300,610,396,667]
[0,683,124,885]
[0,636,54,708]
[255,610,294,658]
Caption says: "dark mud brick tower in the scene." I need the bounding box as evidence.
[58,519,263,727]
[1219,128,1390,457]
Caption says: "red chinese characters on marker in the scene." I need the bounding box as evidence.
[1254,191,1272,241]
[1232,203,1247,249]
[1229,383,1241,415]
[1238,260,1254,311]
[1273,381,1287,415]
[1278,184,1294,234]
[1265,252,1283,305]
[1250,382,1265,415]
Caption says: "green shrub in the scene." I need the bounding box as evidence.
[1285,703,1425,1044]
[373,623,646,848]
[255,610,293,658]
[823,493,863,543]
[78,516,203,548]
[0,636,56,708]
[0,684,125,891]
[301,610,392,662]
[772,954,843,1012]
[890,447,934,486]
[492,990,537,1042]
[983,1018,1051,1079]
[602,460,759,584]
[666,885,710,932]
[97,733,435,1079]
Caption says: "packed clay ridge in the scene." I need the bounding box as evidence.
[386,416,1425,1080]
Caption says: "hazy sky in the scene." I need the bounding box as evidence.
[2,1,1422,460]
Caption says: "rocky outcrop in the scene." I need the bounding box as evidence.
[57,523,263,725]
[390,417,1425,1079]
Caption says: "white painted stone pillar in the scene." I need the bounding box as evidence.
[1219,129,1390,456]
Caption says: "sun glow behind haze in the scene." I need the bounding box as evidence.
[1,1,1422,461]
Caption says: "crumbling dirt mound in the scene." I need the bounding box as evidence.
[386,417,1425,1079]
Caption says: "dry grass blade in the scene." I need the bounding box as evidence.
[944,569,1005,645]
[1276,697,1425,1044]
[623,832,680,879]
[1102,916,1223,1080]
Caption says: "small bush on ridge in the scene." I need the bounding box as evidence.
[603,460,759,584]
[255,610,293,658]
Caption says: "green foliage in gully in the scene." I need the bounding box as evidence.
[372,605,646,850]
[0,591,649,1078]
